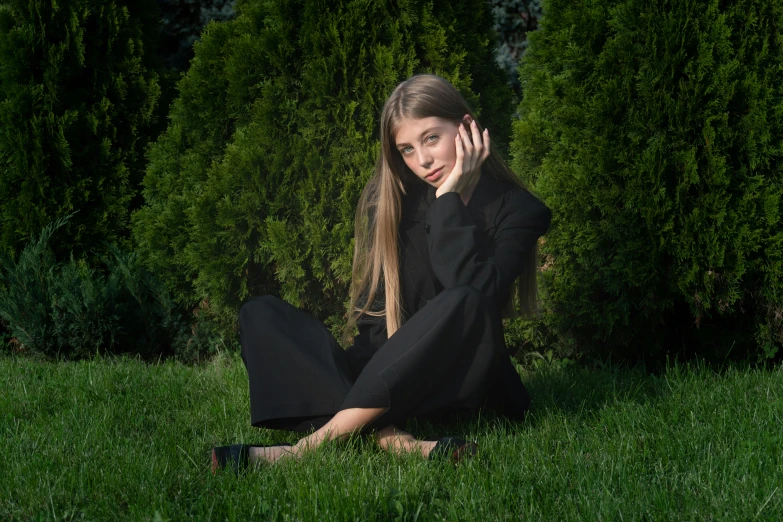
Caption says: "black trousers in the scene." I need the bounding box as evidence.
[239,285,514,434]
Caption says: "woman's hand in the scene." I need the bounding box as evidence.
[436,118,490,204]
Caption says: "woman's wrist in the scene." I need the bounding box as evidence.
[435,185,452,198]
[435,174,480,205]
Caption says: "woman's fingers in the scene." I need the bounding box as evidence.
[460,121,490,179]
[453,133,464,177]
[459,123,474,157]
[470,120,483,156]
[459,123,478,178]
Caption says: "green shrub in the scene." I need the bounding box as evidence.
[512,0,783,361]
[0,218,217,361]
[0,0,161,260]
[133,0,514,336]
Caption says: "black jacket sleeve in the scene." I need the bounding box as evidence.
[423,189,551,297]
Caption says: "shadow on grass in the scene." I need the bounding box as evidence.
[396,362,666,441]
[255,356,748,450]
[524,363,661,420]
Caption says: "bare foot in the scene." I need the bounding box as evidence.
[248,445,296,464]
[418,440,438,458]
[375,425,438,458]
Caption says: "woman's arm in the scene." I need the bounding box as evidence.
[423,188,551,297]
[425,118,551,296]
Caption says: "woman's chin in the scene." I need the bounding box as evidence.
[431,171,450,188]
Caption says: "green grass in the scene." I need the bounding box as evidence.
[2,352,781,521]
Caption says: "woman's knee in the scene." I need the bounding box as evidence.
[434,286,502,330]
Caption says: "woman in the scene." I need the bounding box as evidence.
[212,74,551,472]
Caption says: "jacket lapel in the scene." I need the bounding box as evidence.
[401,185,439,302]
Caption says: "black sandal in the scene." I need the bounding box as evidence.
[210,443,293,475]
[428,437,478,463]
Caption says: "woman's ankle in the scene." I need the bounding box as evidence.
[377,433,414,450]
[377,433,436,457]
[248,445,296,464]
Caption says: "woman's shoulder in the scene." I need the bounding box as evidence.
[492,178,552,232]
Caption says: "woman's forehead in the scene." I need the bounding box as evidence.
[394,116,454,144]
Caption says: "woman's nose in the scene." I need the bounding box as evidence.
[417,149,432,168]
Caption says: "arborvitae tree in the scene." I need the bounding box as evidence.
[133,0,514,335]
[512,0,783,361]
[0,217,196,359]
[0,0,161,260]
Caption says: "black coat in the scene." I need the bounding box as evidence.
[239,172,551,433]
[345,172,552,419]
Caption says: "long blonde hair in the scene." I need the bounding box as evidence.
[344,74,539,343]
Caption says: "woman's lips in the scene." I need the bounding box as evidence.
[426,167,443,181]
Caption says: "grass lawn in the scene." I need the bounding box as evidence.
[1,351,781,521]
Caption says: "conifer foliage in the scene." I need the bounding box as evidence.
[512,0,783,360]
[0,217,192,359]
[0,0,161,259]
[133,0,513,332]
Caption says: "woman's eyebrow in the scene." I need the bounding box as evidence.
[395,127,442,147]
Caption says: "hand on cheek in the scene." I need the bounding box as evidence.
[436,119,490,202]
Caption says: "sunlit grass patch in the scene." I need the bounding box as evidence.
[1,353,781,521]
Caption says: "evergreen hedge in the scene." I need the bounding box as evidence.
[0,218,204,360]
[0,0,161,260]
[512,0,783,361]
[133,0,514,335]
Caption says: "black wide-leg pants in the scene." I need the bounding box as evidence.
[239,285,513,434]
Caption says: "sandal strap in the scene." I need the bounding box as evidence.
[212,443,292,475]
[229,444,251,471]
[428,437,478,462]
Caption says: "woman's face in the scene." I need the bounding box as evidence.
[393,116,462,188]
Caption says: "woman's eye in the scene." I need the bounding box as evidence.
[401,146,413,154]
[426,135,438,143]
